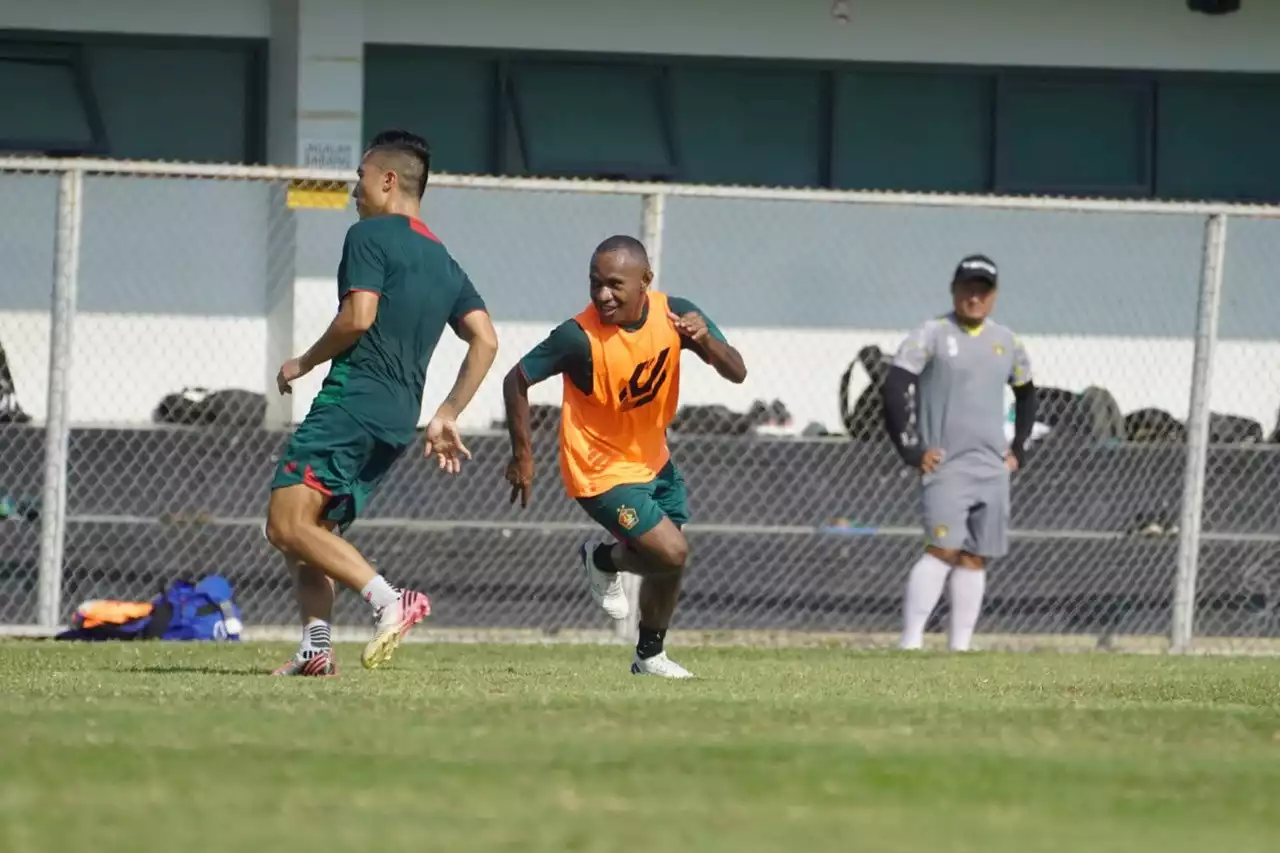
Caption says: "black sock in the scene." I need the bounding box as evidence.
[592,543,618,574]
[636,623,666,660]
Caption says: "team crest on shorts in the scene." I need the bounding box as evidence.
[932,524,949,543]
[617,505,639,530]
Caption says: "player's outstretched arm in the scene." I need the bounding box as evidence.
[502,366,536,508]
[693,333,747,384]
[500,320,588,507]
[435,310,499,423]
[423,310,498,474]
[277,291,379,394]
[667,303,747,384]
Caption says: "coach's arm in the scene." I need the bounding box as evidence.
[1010,380,1038,468]
[881,365,925,469]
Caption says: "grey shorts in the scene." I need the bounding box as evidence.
[920,471,1010,558]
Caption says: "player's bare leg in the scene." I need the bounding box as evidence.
[273,555,338,677]
[900,545,959,650]
[592,518,694,678]
[295,558,336,625]
[266,484,430,671]
[948,553,987,652]
[266,485,380,590]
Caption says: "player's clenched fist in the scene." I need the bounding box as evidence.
[919,448,944,474]
[505,454,534,508]
[668,310,710,343]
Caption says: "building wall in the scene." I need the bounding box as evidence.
[5,0,1279,72]
[0,0,267,38]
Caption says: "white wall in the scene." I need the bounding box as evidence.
[4,0,1279,72]
[364,0,1280,73]
[0,0,267,37]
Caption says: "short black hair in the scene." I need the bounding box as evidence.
[364,129,432,199]
[593,234,649,266]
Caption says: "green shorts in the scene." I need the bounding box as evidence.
[575,460,690,542]
[270,403,407,532]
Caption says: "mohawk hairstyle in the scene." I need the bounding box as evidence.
[364,128,432,199]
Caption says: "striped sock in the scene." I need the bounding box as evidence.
[299,618,331,659]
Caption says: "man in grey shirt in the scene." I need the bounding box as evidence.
[881,254,1037,651]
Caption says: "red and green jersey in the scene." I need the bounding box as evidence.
[312,214,486,445]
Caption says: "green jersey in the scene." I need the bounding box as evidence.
[518,295,727,391]
[312,214,486,445]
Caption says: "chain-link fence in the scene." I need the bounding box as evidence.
[1,156,1278,653]
[1194,214,1280,650]
[0,167,57,629]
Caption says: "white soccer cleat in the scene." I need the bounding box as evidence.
[630,651,694,679]
[361,588,431,670]
[579,541,629,620]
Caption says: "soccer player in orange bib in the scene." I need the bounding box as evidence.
[502,235,747,678]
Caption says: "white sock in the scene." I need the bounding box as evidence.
[360,575,400,611]
[901,554,952,649]
[299,618,331,658]
[948,568,986,651]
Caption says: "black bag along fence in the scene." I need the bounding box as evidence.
[2,428,1280,639]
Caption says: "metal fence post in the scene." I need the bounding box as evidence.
[1171,213,1228,654]
[608,191,668,642]
[36,166,85,631]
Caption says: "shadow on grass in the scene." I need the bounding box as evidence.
[124,664,270,676]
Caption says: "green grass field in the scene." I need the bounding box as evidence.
[2,641,1278,853]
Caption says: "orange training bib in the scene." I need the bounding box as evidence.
[559,291,682,498]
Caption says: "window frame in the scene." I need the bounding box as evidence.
[992,74,1156,198]
[1152,71,1280,203]
[359,44,1280,203]
[0,40,109,156]
[505,58,681,181]
[829,65,996,193]
[0,29,268,163]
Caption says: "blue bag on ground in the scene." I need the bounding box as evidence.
[56,574,244,642]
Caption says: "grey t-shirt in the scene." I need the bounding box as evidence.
[892,313,1032,480]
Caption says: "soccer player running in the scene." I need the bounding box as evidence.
[502,235,747,678]
[881,254,1036,652]
[267,130,499,675]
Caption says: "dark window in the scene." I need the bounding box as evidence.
[86,44,259,163]
[507,61,676,180]
[0,41,105,155]
[356,46,1280,203]
[670,65,824,187]
[833,69,991,192]
[364,49,498,176]
[995,77,1153,196]
[0,32,264,163]
[1156,79,1280,203]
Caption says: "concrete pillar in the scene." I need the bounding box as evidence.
[265,0,364,425]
